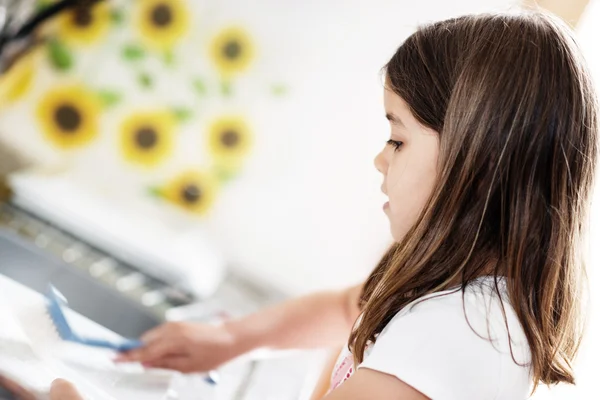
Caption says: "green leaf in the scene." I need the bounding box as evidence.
[214,165,237,182]
[47,39,73,72]
[163,50,175,66]
[220,80,233,97]
[122,44,146,61]
[193,78,207,96]
[138,72,153,89]
[111,9,125,25]
[172,107,193,122]
[35,0,55,11]
[97,90,122,108]
[271,83,288,96]
[147,187,164,198]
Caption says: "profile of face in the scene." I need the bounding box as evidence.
[374,87,440,242]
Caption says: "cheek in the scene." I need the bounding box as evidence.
[386,153,438,240]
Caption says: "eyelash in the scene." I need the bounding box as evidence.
[386,139,404,152]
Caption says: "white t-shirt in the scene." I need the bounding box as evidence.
[329,276,531,399]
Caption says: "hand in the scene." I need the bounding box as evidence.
[115,322,238,373]
[49,380,83,400]
[0,377,82,400]
[0,375,36,400]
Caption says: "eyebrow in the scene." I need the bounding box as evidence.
[385,112,405,127]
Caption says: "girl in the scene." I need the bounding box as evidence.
[26,10,599,400]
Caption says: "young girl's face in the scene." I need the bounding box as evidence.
[375,88,440,242]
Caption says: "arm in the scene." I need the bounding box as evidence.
[118,284,363,371]
[323,369,429,400]
[225,284,363,354]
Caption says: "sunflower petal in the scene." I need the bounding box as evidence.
[36,84,101,149]
[210,26,254,76]
[57,3,112,46]
[135,0,190,50]
[119,110,175,167]
[161,170,219,215]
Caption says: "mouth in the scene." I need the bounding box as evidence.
[381,185,389,210]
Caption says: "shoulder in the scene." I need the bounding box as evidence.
[377,277,529,353]
[359,277,531,400]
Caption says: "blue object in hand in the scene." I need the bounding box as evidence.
[46,284,219,385]
[46,284,143,352]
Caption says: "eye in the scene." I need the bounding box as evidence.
[386,139,403,152]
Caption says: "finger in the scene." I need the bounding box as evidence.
[0,375,36,400]
[140,324,172,344]
[115,324,173,361]
[50,379,84,400]
[115,340,182,364]
[144,356,195,373]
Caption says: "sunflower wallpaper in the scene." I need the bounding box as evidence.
[0,0,443,295]
[0,0,285,217]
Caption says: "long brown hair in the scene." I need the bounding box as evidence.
[349,12,598,389]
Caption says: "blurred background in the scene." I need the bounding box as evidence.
[0,0,598,399]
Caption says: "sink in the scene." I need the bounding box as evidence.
[0,228,161,338]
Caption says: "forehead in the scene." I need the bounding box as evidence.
[384,87,410,112]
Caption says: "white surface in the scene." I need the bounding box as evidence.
[0,274,174,400]
[0,277,117,399]
[0,304,55,398]
[0,273,327,400]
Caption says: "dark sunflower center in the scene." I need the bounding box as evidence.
[181,184,201,204]
[73,7,93,27]
[54,104,82,133]
[223,41,242,60]
[135,127,158,149]
[151,4,172,27]
[221,130,240,148]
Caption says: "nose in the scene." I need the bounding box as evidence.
[374,149,386,174]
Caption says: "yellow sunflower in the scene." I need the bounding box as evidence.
[206,116,253,174]
[57,2,112,45]
[162,170,219,215]
[210,27,254,76]
[0,50,37,105]
[36,85,101,149]
[135,0,190,50]
[120,111,175,167]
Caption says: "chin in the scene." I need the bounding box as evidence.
[389,222,410,243]
[390,228,404,243]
